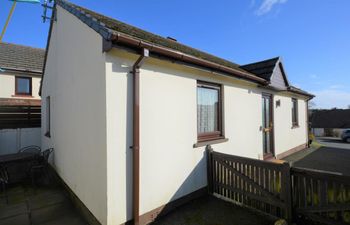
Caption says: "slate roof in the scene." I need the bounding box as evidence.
[0,42,45,74]
[288,86,314,98]
[311,109,350,128]
[58,0,249,74]
[240,57,280,81]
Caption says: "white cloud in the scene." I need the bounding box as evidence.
[309,74,318,79]
[255,0,288,16]
[312,89,350,109]
[329,84,344,89]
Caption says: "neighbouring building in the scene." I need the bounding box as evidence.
[311,109,350,137]
[0,42,44,106]
[0,43,45,154]
[40,1,314,224]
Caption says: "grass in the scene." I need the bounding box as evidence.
[310,140,324,149]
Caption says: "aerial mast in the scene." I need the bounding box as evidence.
[0,0,40,43]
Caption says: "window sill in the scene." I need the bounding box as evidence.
[291,125,299,129]
[193,137,228,148]
[12,95,33,98]
[45,132,51,138]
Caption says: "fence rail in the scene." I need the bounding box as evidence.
[292,167,350,225]
[0,106,41,129]
[207,148,292,222]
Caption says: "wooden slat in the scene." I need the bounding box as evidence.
[216,183,286,208]
[215,158,284,207]
[0,105,41,129]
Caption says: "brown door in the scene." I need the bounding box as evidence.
[262,94,274,159]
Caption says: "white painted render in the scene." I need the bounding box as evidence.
[41,6,108,225]
[0,128,41,155]
[0,71,41,99]
[42,6,309,225]
[104,49,308,224]
[274,95,308,156]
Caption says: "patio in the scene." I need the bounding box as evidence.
[151,195,277,225]
[0,183,87,225]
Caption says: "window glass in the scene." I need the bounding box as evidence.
[45,96,51,137]
[197,87,219,133]
[197,81,222,141]
[292,98,298,126]
[16,77,31,95]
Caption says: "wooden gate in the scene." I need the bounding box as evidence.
[291,167,350,225]
[207,148,292,221]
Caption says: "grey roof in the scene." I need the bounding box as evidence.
[57,0,250,74]
[311,109,350,128]
[0,42,45,74]
[287,86,314,98]
[240,57,280,81]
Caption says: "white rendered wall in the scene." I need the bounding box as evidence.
[274,94,308,156]
[41,6,108,225]
[105,50,291,224]
[106,49,309,223]
[0,128,41,155]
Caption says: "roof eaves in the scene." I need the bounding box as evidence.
[287,86,315,99]
[57,0,114,41]
[0,66,42,75]
[57,0,268,85]
[109,32,268,84]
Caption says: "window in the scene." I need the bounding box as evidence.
[15,76,32,96]
[197,81,223,141]
[292,98,298,127]
[45,96,51,137]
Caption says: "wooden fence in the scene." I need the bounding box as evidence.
[207,148,292,222]
[292,167,350,225]
[207,147,350,224]
[0,106,41,129]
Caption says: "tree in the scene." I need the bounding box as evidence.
[308,101,316,109]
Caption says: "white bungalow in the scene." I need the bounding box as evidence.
[41,1,314,225]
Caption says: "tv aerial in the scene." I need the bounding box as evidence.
[42,0,55,23]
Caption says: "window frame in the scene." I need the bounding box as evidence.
[15,76,32,96]
[292,98,299,127]
[197,81,224,142]
[45,96,51,138]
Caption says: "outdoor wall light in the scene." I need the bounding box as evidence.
[276,100,281,107]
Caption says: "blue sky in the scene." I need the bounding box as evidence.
[1,0,349,109]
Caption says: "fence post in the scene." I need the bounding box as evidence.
[282,162,292,223]
[206,145,214,194]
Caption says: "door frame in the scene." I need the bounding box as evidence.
[262,93,275,160]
